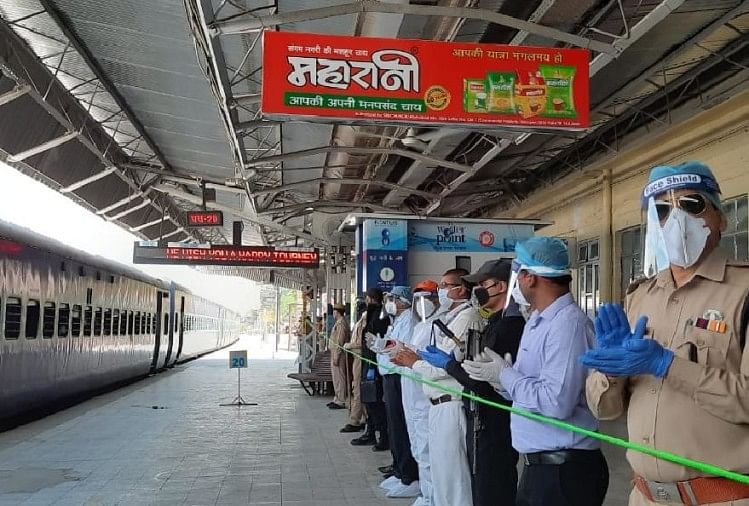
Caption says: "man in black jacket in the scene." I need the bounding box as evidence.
[351,287,391,448]
[420,260,524,506]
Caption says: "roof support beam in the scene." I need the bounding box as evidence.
[250,177,435,200]
[0,84,29,106]
[8,130,78,162]
[105,198,152,221]
[130,217,165,233]
[59,165,119,193]
[152,184,327,246]
[245,145,474,173]
[210,1,617,55]
[95,191,149,215]
[258,200,397,215]
[161,227,186,240]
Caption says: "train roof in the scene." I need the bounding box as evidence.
[0,218,169,290]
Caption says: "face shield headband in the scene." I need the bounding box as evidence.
[504,259,571,309]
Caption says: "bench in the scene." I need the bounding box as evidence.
[287,350,333,396]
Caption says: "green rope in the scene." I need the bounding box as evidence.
[327,337,749,485]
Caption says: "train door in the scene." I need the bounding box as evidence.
[163,282,176,368]
[151,290,164,373]
[175,295,185,364]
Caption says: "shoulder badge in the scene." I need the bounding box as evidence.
[626,276,650,295]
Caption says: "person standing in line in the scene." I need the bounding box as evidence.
[393,269,483,506]
[583,162,749,505]
[463,237,609,506]
[340,306,368,433]
[420,260,524,506]
[328,303,350,411]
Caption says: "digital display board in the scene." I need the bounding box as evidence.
[186,210,224,227]
[133,243,319,268]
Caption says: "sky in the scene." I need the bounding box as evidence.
[0,162,261,314]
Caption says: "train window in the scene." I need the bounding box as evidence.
[146,313,151,334]
[86,288,93,305]
[103,309,112,336]
[164,314,169,335]
[128,311,134,335]
[141,313,147,335]
[4,297,22,339]
[58,304,70,337]
[134,312,141,335]
[84,306,93,336]
[93,307,103,336]
[71,305,82,337]
[120,310,127,335]
[42,302,56,338]
[25,300,40,339]
[112,310,119,336]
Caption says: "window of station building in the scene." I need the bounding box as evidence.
[71,305,82,337]
[619,226,644,301]
[83,306,93,336]
[93,307,103,336]
[103,309,112,336]
[58,303,70,338]
[112,310,120,336]
[4,297,22,339]
[576,239,600,319]
[720,195,749,262]
[42,302,56,338]
[26,300,40,339]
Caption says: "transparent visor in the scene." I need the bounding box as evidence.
[643,196,670,278]
[504,261,522,310]
[412,292,435,323]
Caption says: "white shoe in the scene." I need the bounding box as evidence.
[386,480,421,498]
[379,475,400,490]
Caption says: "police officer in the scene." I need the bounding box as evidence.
[420,260,524,506]
[583,162,749,505]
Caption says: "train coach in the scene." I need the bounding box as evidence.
[0,220,240,424]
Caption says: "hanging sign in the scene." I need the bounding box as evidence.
[133,243,320,268]
[261,31,590,130]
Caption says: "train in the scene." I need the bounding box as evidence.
[0,219,241,425]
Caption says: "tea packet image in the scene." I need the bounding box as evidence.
[486,72,516,114]
[539,65,577,118]
[463,78,487,113]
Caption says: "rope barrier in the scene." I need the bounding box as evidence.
[328,336,749,485]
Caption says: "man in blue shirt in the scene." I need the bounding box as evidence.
[463,237,609,506]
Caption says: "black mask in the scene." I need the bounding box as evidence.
[472,286,491,306]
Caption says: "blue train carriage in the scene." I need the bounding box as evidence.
[0,219,240,424]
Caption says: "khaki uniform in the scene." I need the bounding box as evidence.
[330,317,351,405]
[586,249,749,505]
[347,313,367,426]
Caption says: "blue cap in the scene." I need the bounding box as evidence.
[514,237,571,277]
[388,286,413,302]
[642,161,721,209]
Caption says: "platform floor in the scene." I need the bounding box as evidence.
[0,335,631,505]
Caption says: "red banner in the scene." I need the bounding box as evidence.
[261,31,590,130]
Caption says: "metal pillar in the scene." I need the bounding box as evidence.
[600,169,613,303]
[274,284,280,352]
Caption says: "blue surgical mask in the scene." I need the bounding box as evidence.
[438,288,450,308]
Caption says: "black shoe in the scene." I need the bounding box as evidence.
[339,424,365,433]
[351,434,377,446]
[326,402,336,407]
[372,440,389,452]
[378,465,394,474]
[328,403,346,410]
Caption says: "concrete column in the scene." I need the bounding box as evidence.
[600,169,614,303]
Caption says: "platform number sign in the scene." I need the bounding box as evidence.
[229,350,248,369]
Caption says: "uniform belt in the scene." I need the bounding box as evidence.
[430,394,455,406]
[634,474,749,505]
[523,449,603,466]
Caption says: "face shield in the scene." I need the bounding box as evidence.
[504,259,571,309]
[412,291,437,323]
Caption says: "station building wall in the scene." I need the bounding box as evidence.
[489,89,749,313]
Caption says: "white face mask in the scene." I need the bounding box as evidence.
[661,208,710,268]
[384,301,397,316]
[511,284,529,307]
[438,288,450,308]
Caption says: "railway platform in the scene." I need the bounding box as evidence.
[0,334,631,506]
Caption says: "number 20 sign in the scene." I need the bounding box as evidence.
[229,350,248,369]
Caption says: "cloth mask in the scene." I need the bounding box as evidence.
[511,284,529,307]
[661,208,710,268]
[384,301,398,316]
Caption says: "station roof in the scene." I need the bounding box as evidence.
[0,0,747,286]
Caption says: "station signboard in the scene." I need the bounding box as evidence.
[132,243,320,268]
[186,210,223,227]
[262,31,590,130]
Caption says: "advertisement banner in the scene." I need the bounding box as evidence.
[408,222,534,253]
[262,31,590,130]
[363,250,409,293]
[363,218,407,251]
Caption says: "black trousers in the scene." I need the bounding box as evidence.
[364,400,387,436]
[516,449,609,506]
[465,406,518,506]
[382,374,419,484]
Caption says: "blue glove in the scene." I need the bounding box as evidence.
[418,345,454,369]
[594,303,648,350]
[582,308,674,377]
[366,368,376,381]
